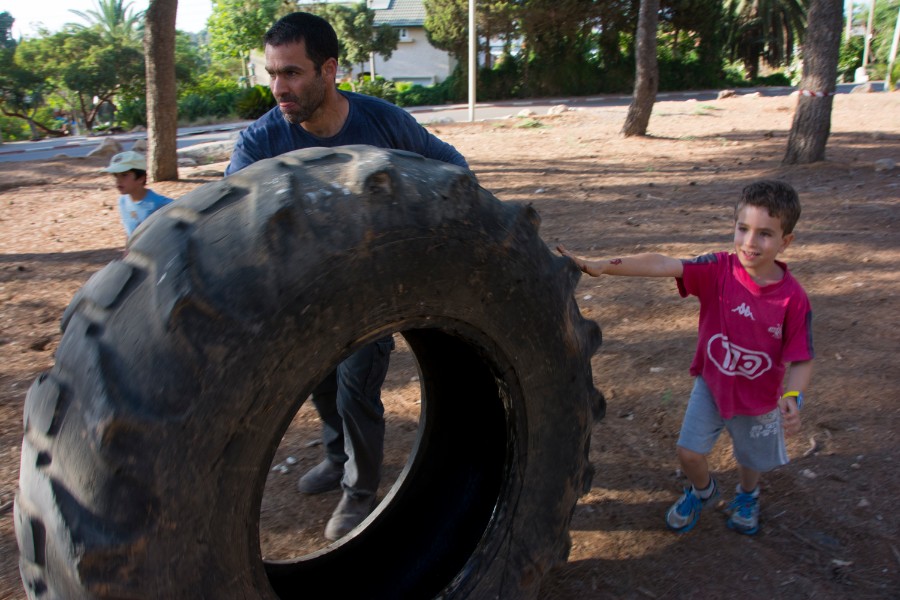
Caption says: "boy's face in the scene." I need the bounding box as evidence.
[733,205,794,279]
[113,171,144,197]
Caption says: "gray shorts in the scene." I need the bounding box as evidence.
[677,376,788,473]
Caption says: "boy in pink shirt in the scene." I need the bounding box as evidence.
[558,180,814,535]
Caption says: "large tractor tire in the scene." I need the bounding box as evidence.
[15,145,604,599]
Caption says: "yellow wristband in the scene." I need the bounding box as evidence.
[781,391,803,410]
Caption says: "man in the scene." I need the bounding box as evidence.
[226,12,468,541]
[226,13,466,175]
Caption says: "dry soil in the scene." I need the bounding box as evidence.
[0,91,898,599]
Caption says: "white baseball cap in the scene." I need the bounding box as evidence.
[103,151,147,173]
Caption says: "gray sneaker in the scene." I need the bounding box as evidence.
[725,485,760,535]
[296,459,343,495]
[665,477,720,533]
[324,492,376,541]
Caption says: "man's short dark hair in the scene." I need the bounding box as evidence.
[735,179,801,234]
[264,12,339,72]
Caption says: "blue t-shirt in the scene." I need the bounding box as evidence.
[119,189,173,237]
[226,91,468,175]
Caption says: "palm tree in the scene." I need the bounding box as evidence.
[68,0,145,43]
[727,0,808,79]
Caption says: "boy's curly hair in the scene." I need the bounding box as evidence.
[735,180,801,234]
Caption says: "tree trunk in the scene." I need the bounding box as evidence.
[746,57,759,81]
[783,0,843,164]
[144,0,179,182]
[622,0,660,137]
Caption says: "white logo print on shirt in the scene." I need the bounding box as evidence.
[732,303,755,320]
[707,334,773,379]
[768,323,783,339]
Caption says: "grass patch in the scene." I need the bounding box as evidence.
[515,118,546,129]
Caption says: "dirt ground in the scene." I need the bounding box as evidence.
[1,91,898,599]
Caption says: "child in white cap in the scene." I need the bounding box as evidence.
[103,151,173,238]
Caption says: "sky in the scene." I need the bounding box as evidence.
[3,0,213,39]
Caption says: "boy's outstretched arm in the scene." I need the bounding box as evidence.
[557,245,684,278]
[779,360,813,437]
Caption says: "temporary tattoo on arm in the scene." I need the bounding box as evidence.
[609,259,622,265]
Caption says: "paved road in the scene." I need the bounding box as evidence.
[0,83,877,163]
[0,122,251,163]
[407,82,874,123]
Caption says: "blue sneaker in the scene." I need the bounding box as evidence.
[726,485,760,535]
[665,478,720,533]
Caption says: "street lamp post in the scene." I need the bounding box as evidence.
[468,0,476,122]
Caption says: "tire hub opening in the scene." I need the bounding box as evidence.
[263,327,512,599]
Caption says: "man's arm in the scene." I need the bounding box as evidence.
[387,103,468,168]
[557,246,684,278]
[418,128,468,168]
[225,134,258,176]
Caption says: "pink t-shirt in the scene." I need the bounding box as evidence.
[677,252,814,418]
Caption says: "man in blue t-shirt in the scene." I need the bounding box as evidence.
[226,12,468,541]
[226,18,466,175]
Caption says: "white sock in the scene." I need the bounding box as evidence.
[693,479,715,499]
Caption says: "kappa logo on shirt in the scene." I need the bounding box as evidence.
[731,302,755,320]
[707,333,772,379]
[768,323,783,339]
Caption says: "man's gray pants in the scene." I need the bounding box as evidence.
[310,336,393,498]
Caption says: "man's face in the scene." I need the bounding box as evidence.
[265,41,328,126]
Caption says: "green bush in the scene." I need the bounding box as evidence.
[117,97,147,129]
[354,76,398,104]
[179,94,214,122]
[182,73,242,99]
[838,36,865,82]
[721,63,754,88]
[235,85,276,120]
[179,74,242,121]
[0,114,32,142]
[478,54,523,100]
[594,60,635,94]
[656,52,727,91]
[395,79,455,107]
[524,52,603,97]
[865,61,900,85]
[339,76,401,103]
[179,91,238,122]
[752,72,792,87]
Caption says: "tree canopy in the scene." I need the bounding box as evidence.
[306,1,399,75]
[67,0,146,43]
[727,0,808,79]
[15,28,145,130]
[207,0,280,63]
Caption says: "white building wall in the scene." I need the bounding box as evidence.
[372,27,456,86]
[248,28,455,88]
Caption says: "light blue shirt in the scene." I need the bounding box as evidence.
[119,189,173,237]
